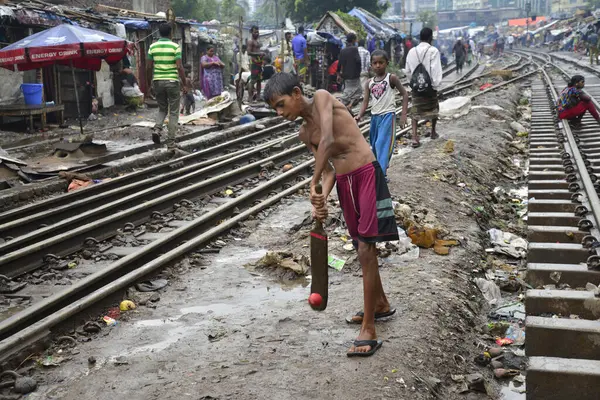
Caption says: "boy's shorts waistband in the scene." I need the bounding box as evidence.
[336,161,380,179]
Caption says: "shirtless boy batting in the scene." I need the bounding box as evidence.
[264,73,399,357]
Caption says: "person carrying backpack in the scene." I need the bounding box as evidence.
[405,27,443,147]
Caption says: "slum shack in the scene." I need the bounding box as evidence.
[305,31,343,90]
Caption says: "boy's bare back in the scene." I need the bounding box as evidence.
[300,90,374,175]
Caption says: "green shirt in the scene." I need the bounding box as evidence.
[148,38,181,81]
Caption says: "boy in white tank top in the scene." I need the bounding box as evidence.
[355,50,408,178]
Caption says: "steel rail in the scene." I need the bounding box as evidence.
[0,53,533,364]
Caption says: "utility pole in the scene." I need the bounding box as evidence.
[526,0,531,43]
[402,0,407,33]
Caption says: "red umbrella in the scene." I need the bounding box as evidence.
[0,24,129,133]
[0,23,128,71]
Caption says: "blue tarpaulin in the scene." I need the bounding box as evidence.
[348,8,400,40]
[119,19,150,30]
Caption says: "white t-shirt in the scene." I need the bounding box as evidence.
[405,42,443,91]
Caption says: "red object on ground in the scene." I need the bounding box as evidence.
[480,83,494,91]
[308,293,323,308]
[106,307,121,320]
[0,24,128,71]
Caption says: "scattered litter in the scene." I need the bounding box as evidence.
[487,321,510,336]
[439,96,471,118]
[493,368,520,379]
[487,229,528,258]
[489,302,526,321]
[503,324,526,346]
[473,105,505,112]
[585,282,600,295]
[106,306,120,320]
[119,300,136,311]
[247,251,309,278]
[113,356,129,365]
[433,239,459,255]
[443,140,455,153]
[495,337,514,346]
[342,243,354,251]
[68,178,94,192]
[479,83,494,91]
[465,373,491,394]
[407,225,438,248]
[208,330,227,342]
[103,316,117,326]
[41,355,65,367]
[328,255,346,271]
[509,121,527,133]
[474,278,502,306]
[135,278,169,292]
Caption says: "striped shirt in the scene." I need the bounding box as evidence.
[148,38,181,81]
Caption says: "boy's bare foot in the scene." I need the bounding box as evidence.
[347,324,382,357]
[346,307,396,324]
[431,131,439,139]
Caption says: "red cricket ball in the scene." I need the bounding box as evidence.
[308,293,323,308]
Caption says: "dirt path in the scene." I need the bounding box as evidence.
[12,82,528,400]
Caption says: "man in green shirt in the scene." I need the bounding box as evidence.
[147,23,187,149]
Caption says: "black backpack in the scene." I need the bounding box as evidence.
[409,46,435,97]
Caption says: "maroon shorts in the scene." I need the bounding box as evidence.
[336,161,399,243]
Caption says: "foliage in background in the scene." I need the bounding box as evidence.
[289,0,389,23]
[333,11,367,41]
[253,0,286,26]
[220,0,248,23]
[417,10,437,30]
[172,0,219,22]
[172,0,251,23]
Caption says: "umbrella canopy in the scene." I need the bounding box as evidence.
[0,24,128,71]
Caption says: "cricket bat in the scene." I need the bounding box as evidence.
[310,184,328,311]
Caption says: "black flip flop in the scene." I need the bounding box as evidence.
[347,339,383,357]
[412,142,421,148]
[346,308,397,324]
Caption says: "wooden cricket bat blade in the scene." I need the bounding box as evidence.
[310,184,328,311]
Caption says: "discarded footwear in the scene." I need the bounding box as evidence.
[135,278,168,292]
[493,368,519,379]
[346,308,397,324]
[347,339,383,357]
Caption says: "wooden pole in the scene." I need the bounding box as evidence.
[70,60,84,136]
[237,16,244,107]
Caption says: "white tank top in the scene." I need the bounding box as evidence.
[369,73,396,115]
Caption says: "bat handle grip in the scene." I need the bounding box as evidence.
[314,183,323,229]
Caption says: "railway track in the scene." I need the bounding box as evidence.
[0,53,531,365]
[0,62,466,181]
[514,51,600,399]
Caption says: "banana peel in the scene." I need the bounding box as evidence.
[119,300,136,311]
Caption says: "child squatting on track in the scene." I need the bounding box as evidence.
[264,73,399,357]
[355,49,408,178]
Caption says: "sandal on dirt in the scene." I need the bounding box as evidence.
[347,339,383,357]
[411,141,421,148]
[346,308,397,324]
